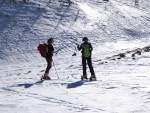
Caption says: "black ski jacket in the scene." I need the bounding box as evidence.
[46,44,54,58]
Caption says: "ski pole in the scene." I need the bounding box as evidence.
[72,46,77,56]
[72,43,79,56]
[53,61,59,79]
[55,46,66,55]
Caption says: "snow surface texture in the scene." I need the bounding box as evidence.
[0,0,150,113]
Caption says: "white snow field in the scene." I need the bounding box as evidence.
[0,0,150,113]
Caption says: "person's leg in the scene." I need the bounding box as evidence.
[45,58,52,74]
[81,57,87,79]
[87,57,95,77]
[43,57,52,80]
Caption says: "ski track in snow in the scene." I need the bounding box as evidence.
[0,0,150,113]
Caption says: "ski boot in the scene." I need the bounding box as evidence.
[81,75,88,80]
[89,75,96,81]
[41,73,51,80]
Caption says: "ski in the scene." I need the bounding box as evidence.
[81,78,97,81]
[40,76,69,81]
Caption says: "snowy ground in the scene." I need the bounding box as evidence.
[0,0,150,113]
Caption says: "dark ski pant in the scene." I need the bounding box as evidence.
[45,57,52,74]
[82,56,95,76]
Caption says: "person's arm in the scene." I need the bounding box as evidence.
[48,45,54,56]
[89,43,93,51]
[77,43,82,51]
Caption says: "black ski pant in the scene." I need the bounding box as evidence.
[45,57,52,74]
[82,56,95,76]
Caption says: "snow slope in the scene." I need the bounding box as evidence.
[0,0,150,113]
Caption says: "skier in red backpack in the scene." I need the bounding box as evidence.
[42,38,54,80]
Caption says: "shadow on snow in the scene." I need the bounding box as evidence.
[67,80,89,88]
[17,80,44,88]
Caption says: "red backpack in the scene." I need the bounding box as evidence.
[37,43,48,58]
